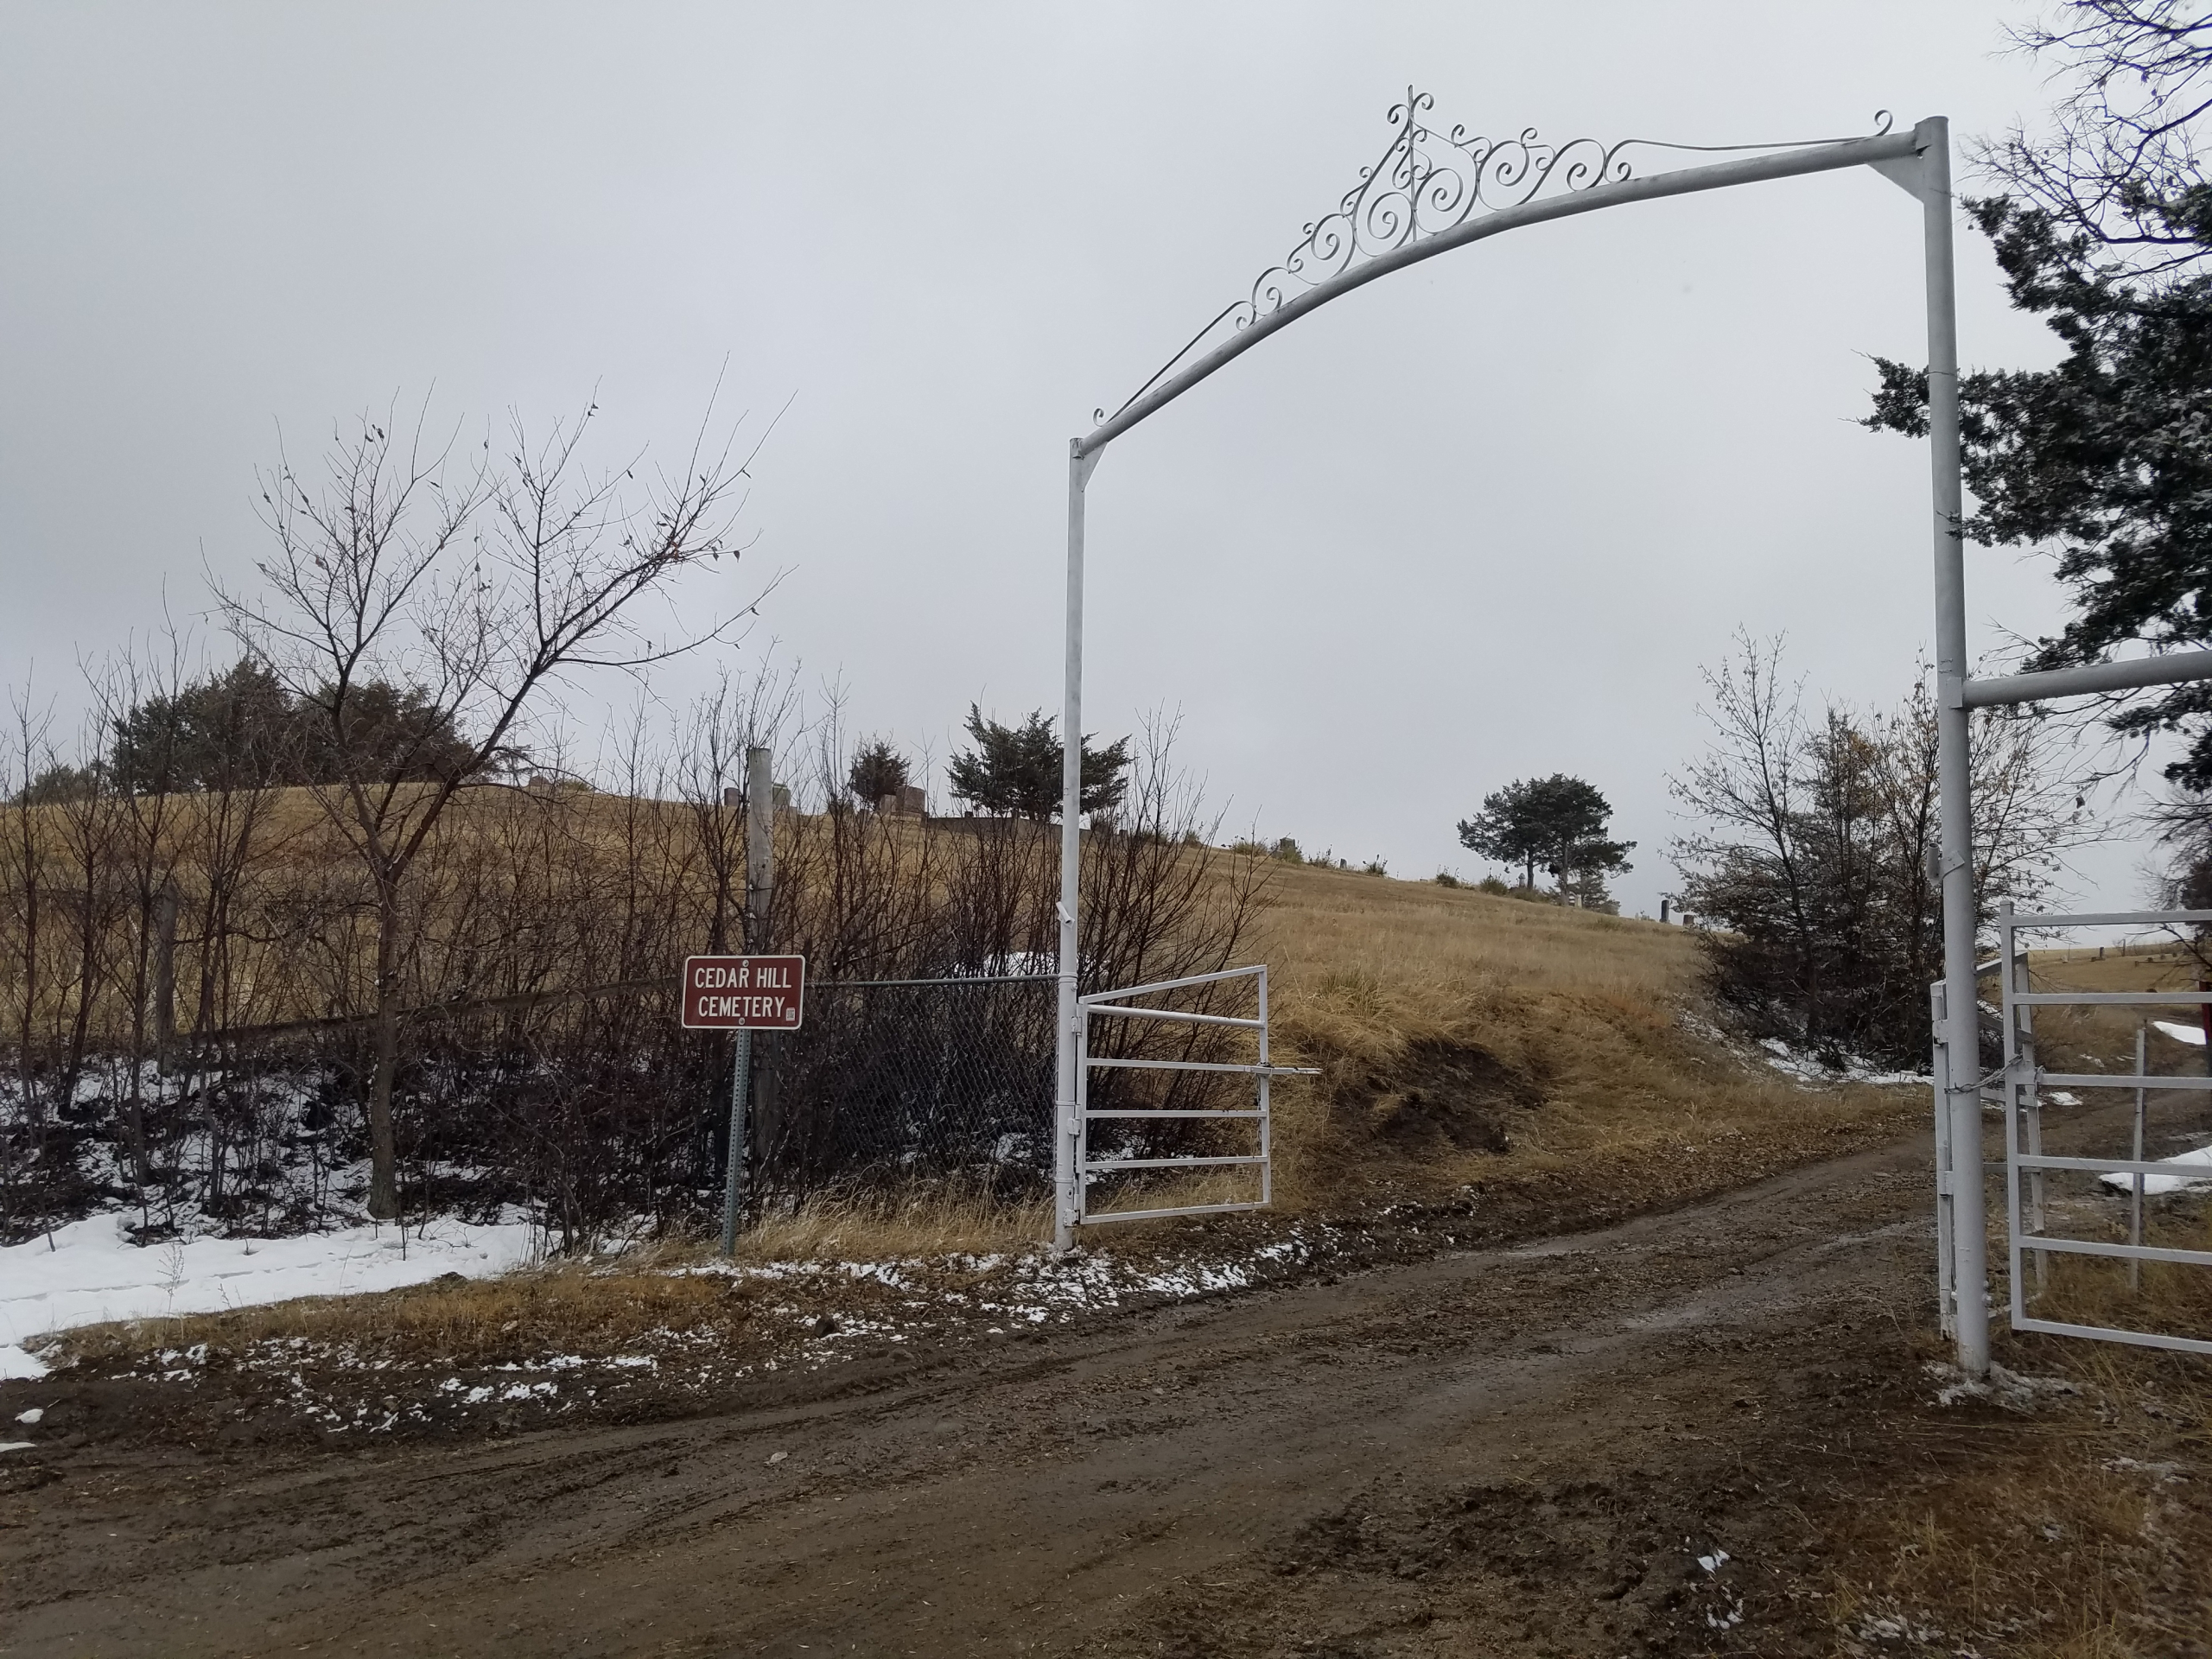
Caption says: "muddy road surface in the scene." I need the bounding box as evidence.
[0,1141,2006,1656]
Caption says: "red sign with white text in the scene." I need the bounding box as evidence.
[680,955,806,1030]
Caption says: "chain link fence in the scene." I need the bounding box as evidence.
[3,967,1238,1245]
[755,976,1056,1199]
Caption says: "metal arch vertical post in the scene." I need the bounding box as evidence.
[1916,116,1991,1378]
[2131,1020,2147,1293]
[1058,438,1102,1255]
[720,743,777,1258]
[1929,978,1956,1338]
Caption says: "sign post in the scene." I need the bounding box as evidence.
[684,953,806,1254]
[725,1027,752,1257]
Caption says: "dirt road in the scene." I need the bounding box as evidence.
[0,1135,1979,1658]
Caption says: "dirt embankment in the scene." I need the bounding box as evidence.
[4,1123,2208,1659]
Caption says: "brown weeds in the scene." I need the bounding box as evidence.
[1826,1331,2212,1656]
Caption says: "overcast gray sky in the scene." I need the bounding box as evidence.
[0,2,2159,915]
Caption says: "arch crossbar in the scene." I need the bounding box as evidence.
[1077,123,1921,457]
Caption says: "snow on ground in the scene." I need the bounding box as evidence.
[0,1213,540,1380]
[676,1232,1321,1328]
[1755,1038,1923,1089]
[2152,1020,2207,1046]
[1674,1013,1926,1088]
[2101,1144,2212,1196]
[1,1224,1346,1439]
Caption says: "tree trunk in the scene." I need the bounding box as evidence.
[366,889,402,1220]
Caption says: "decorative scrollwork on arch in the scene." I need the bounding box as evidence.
[1096,92,1895,427]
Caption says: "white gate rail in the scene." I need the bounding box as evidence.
[1995,907,2212,1357]
[1076,964,1316,1227]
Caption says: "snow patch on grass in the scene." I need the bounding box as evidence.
[0,1211,540,1378]
[2099,1141,2212,1195]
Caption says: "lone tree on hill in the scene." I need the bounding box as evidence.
[947,705,1128,820]
[1457,773,1634,904]
[219,397,762,1220]
[848,737,911,808]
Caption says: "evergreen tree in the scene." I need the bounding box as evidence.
[108,660,296,794]
[105,659,484,795]
[293,678,484,788]
[1457,774,1633,901]
[848,738,911,808]
[946,705,1128,820]
[1866,5,2212,784]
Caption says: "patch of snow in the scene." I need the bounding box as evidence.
[2104,1456,2186,1484]
[0,1345,48,1381]
[1756,1038,1923,1089]
[0,1212,540,1359]
[1927,1360,2078,1410]
[2153,1020,2207,1046]
[1856,1610,1943,1643]
[14,1408,42,1425]
[0,1441,36,1453]
[2098,1142,2212,1196]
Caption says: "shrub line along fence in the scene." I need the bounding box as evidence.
[163,969,1058,1051]
[0,749,1267,1248]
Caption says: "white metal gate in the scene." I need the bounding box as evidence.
[1074,964,1314,1227]
[1980,907,2212,1357]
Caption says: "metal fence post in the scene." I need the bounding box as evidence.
[2131,1019,2147,1294]
[721,745,777,1257]
[1929,979,1955,1338]
[721,1027,753,1256]
[1057,440,1101,1255]
[1910,115,1991,1379]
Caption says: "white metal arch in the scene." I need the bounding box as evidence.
[1048,99,2212,1378]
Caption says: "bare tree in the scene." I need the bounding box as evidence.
[1672,634,2097,1064]
[218,397,765,1217]
[677,662,798,955]
[1983,2,2212,279]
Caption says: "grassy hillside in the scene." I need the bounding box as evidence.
[1248,861,1920,1224]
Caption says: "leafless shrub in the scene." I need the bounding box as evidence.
[1,652,1260,1249]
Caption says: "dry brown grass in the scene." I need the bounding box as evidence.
[53,862,1926,1358]
[1250,864,1916,1214]
[53,1184,1056,1371]
[1258,861,1693,1004]
[1825,1319,2212,1657]
[2019,1195,2212,1348]
[2018,942,2212,1071]
[727,1182,1051,1262]
[58,1246,747,1372]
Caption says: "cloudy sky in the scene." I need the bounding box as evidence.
[0,2,2158,915]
